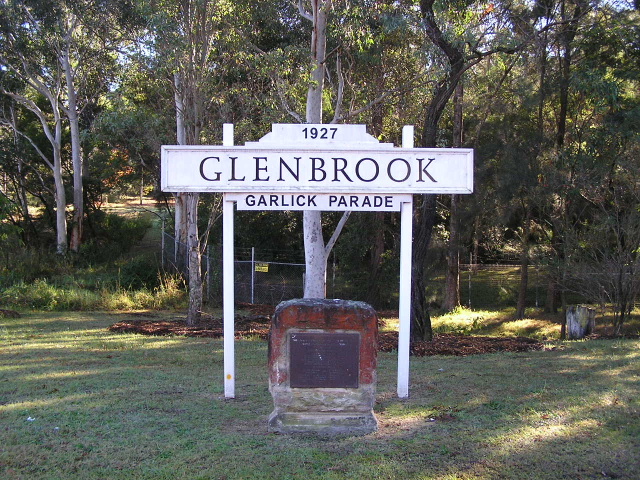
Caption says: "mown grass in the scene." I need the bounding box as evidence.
[1,312,639,479]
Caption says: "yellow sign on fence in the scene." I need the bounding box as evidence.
[255,263,269,273]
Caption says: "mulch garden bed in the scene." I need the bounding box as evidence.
[108,307,545,357]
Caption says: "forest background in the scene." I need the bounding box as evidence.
[0,0,639,336]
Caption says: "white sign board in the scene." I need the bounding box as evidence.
[162,146,473,194]
[162,124,474,401]
[227,193,412,211]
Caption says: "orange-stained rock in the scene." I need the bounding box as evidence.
[268,298,378,435]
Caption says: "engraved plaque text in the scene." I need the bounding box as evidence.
[289,332,360,388]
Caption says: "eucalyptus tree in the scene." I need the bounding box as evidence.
[0,0,136,254]
[543,1,640,323]
[0,1,68,253]
[268,0,422,298]
[54,0,137,252]
[407,0,538,339]
[459,0,639,320]
[139,0,248,324]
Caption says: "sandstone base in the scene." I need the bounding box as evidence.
[268,410,378,436]
[268,299,378,436]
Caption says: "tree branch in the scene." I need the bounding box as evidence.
[325,210,351,258]
[297,0,313,21]
[275,77,304,123]
[330,53,344,124]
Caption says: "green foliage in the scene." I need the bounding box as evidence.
[116,255,161,290]
[0,279,99,310]
[0,272,186,311]
[0,194,23,254]
[81,212,151,263]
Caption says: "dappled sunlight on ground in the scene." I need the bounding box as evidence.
[2,311,639,479]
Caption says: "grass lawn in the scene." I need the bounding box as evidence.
[1,312,639,479]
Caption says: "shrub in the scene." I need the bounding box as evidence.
[81,212,151,263]
[117,255,161,290]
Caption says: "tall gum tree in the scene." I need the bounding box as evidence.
[295,0,415,298]
[1,0,136,254]
[145,0,242,325]
[411,0,526,340]
[0,1,68,253]
[298,0,351,298]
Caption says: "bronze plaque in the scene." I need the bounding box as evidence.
[289,332,360,388]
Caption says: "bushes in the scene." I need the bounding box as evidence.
[0,209,189,312]
[117,255,161,290]
[0,274,186,311]
[81,212,151,263]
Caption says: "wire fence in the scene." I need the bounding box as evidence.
[162,232,305,305]
[162,231,636,309]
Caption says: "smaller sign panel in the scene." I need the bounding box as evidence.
[254,263,269,272]
[227,193,412,211]
[289,332,360,388]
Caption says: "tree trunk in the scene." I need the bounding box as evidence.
[174,74,188,272]
[564,305,595,339]
[174,192,188,271]
[174,69,203,324]
[411,0,466,340]
[303,0,330,299]
[516,214,531,319]
[186,192,202,326]
[53,146,68,255]
[62,46,84,253]
[443,82,464,311]
[443,195,461,311]
[411,194,437,341]
[305,0,327,125]
[303,210,327,298]
[366,212,386,306]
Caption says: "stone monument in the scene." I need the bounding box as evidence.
[268,298,378,435]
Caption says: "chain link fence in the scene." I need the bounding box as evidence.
[162,230,630,309]
[162,231,305,305]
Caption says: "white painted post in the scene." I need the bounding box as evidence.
[222,124,235,398]
[402,125,414,149]
[398,125,414,398]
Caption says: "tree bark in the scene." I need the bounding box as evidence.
[412,0,466,340]
[61,42,84,253]
[185,192,202,325]
[302,0,333,299]
[174,69,203,325]
[53,143,67,255]
[443,82,464,311]
[443,194,461,311]
[516,214,530,319]
[411,194,437,340]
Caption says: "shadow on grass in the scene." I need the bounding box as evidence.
[1,312,639,479]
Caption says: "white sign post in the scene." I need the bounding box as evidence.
[161,123,473,399]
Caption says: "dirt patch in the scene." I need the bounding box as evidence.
[108,308,545,356]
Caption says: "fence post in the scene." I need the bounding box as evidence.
[253,247,257,304]
[206,245,211,303]
[535,265,539,308]
[161,217,165,270]
[468,252,472,308]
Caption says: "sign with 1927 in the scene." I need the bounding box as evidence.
[162,123,474,399]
